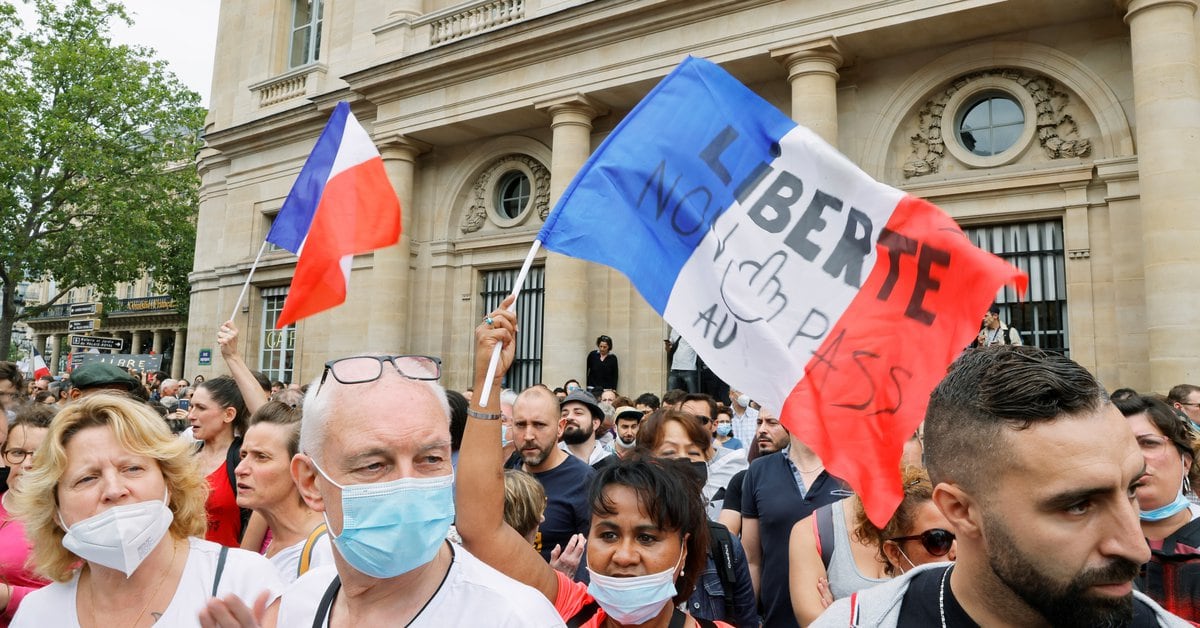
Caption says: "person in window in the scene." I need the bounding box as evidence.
[972,305,1023,347]
[585,335,619,392]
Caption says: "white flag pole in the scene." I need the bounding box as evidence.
[228,241,270,322]
[478,238,542,406]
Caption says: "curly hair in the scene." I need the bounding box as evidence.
[853,466,935,577]
[10,394,207,582]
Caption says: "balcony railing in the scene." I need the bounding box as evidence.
[429,0,525,46]
[28,297,179,320]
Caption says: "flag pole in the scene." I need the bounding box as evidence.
[229,241,269,322]
[478,238,542,406]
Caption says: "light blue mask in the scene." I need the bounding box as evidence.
[311,459,455,578]
[716,423,732,437]
[586,550,683,624]
[1140,491,1191,522]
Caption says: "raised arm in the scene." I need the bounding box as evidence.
[455,298,560,604]
[217,320,270,414]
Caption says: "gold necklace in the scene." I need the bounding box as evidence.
[85,538,179,628]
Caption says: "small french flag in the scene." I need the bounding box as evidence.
[31,348,50,379]
[268,102,401,328]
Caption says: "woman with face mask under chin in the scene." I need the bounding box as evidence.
[458,301,732,628]
[1114,394,1200,622]
[8,394,282,627]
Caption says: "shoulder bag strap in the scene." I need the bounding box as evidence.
[816,503,836,569]
[298,522,330,577]
[313,576,342,628]
[565,600,601,628]
[212,545,229,597]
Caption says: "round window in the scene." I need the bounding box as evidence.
[957,94,1025,157]
[494,171,531,220]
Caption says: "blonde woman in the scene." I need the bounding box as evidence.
[10,394,281,627]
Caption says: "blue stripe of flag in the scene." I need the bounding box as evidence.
[537,56,796,312]
[266,102,352,254]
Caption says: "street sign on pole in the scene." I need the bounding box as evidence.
[68,319,98,332]
[69,335,124,351]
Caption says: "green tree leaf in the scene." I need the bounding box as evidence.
[0,0,203,359]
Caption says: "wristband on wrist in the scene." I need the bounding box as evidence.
[467,408,502,421]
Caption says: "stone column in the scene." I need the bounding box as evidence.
[49,334,62,375]
[771,38,844,146]
[171,329,187,379]
[388,0,423,20]
[374,136,430,353]
[1121,0,1200,390]
[152,329,165,357]
[131,330,144,355]
[535,95,604,387]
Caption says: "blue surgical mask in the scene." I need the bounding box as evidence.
[1140,491,1191,521]
[716,423,732,437]
[586,550,683,624]
[501,424,512,447]
[310,459,455,578]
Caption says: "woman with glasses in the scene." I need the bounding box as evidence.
[1115,394,1200,621]
[9,394,280,627]
[188,376,251,547]
[789,466,955,626]
[0,405,52,626]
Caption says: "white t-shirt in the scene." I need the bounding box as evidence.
[13,537,282,627]
[669,331,698,371]
[277,543,564,627]
[270,532,335,584]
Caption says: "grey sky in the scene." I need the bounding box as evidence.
[17,0,221,105]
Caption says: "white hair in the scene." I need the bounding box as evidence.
[499,388,518,407]
[299,363,451,463]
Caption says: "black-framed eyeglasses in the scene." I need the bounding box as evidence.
[317,355,441,395]
[3,448,35,465]
[889,528,955,556]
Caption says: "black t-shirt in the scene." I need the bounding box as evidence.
[721,469,747,515]
[898,565,1162,627]
[527,454,594,563]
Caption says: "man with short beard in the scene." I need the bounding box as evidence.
[558,389,613,469]
[815,346,1187,627]
[608,406,642,460]
[505,386,594,567]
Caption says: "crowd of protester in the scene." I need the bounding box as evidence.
[0,307,1195,627]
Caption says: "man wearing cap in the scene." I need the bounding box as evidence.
[67,362,142,399]
[557,389,613,469]
[607,405,643,460]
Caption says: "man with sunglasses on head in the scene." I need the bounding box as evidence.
[218,353,563,627]
[815,346,1188,627]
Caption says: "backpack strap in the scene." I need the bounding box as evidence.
[298,522,330,577]
[706,521,737,617]
[815,503,836,570]
[212,545,229,597]
[565,600,601,628]
[312,576,341,628]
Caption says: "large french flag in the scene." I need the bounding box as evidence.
[537,57,1026,525]
[268,102,401,328]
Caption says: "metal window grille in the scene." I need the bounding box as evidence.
[965,220,1069,354]
[481,266,544,390]
[259,286,297,383]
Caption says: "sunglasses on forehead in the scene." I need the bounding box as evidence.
[888,528,955,556]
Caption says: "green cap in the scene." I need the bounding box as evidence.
[70,362,141,391]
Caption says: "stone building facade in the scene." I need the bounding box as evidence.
[191,0,1200,394]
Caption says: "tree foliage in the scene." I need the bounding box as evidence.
[0,0,204,359]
